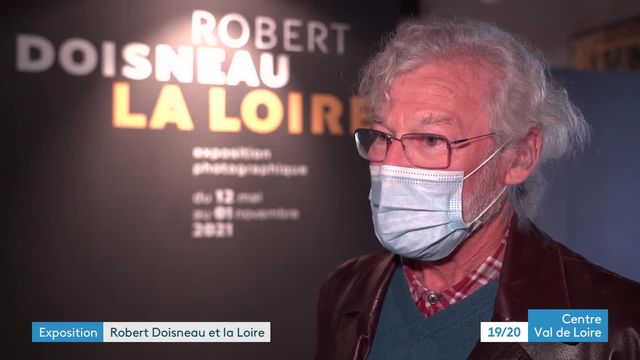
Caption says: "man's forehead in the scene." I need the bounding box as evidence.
[388,58,499,99]
[416,113,455,125]
[372,113,458,133]
[372,112,454,122]
[374,60,496,130]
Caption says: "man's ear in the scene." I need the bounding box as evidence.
[504,128,542,185]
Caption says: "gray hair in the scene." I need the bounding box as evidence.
[359,19,591,218]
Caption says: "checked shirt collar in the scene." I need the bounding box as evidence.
[401,226,509,317]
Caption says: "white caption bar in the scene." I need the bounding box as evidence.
[480,322,528,342]
[103,322,270,342]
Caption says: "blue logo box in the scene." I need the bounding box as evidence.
[528,309,608,343]
[32,322,103,343]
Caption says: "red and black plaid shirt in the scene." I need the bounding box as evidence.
[402,228,508,317]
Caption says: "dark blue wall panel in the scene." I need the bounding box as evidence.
[538,70,640,282]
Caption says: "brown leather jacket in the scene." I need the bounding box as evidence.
[315,216,640,359]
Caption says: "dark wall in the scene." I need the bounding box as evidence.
[2,1,398,358]
[538,70,640,283]
[4,3,639,358]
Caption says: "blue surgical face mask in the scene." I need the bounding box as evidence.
[369,146,507,261]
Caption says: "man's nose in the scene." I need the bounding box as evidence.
[383,139,413,167]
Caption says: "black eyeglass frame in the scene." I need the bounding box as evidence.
[354,128,496,169]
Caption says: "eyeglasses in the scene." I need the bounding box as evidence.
[354,128,496,169]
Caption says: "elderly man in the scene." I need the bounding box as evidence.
[315,19,640,359]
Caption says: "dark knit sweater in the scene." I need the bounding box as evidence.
[368,262,499,360]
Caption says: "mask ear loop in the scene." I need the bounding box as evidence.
[468,186,508,226]
[463,143,508,180]
[462,142,509,226]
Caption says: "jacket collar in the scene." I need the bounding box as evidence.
[467,215,574,359]
[342,214,574,359]
[343,214,574,318]
[492,214,573,322]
